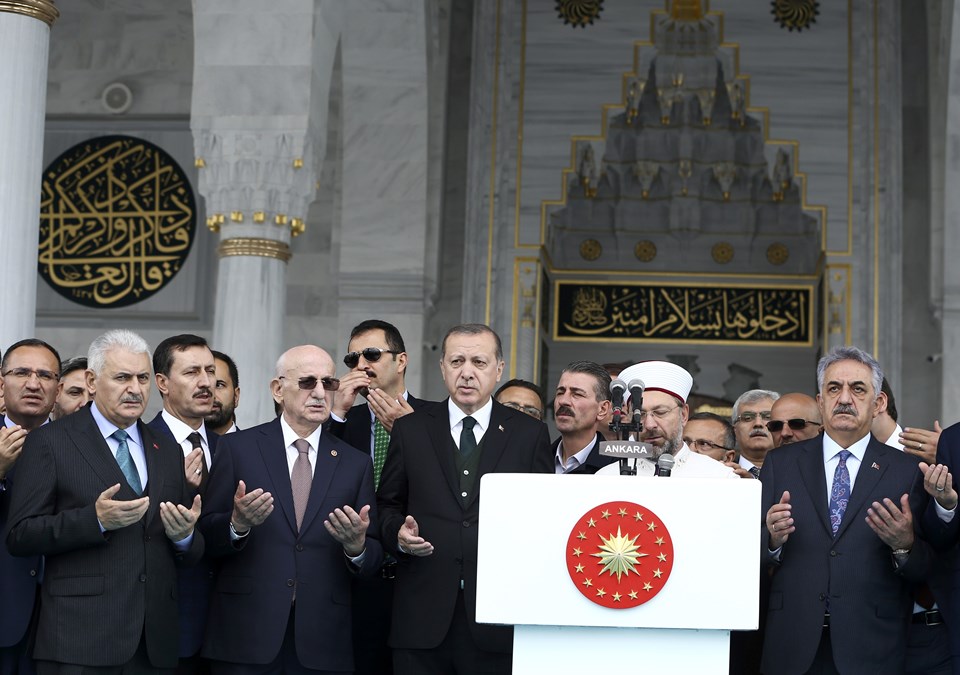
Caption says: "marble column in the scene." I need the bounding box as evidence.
[191,0,341,427]
[0,1,58,350]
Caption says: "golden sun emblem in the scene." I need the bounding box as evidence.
[592,526,648,581]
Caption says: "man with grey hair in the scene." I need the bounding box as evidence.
[731,389,780,477]
[761,346,930,674]
[6,329,204,673]
[553,360,616,474]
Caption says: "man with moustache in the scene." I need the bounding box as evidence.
[206,351,240,436]
[762,346,930,675]
[51,357,90,420]
[683,412,736,463]
[0,339,62,674]
[732,390,780,478]
[148,334,218,674]
[553,361,615,474]
[378,324,552,674]
[765,392,822,448]
[330,320,426,675]
[200,345,382,674]
[6,329,203,673]
[597,361,736,478]
[494,379,545,421]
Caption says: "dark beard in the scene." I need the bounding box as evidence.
[205,407,233,428]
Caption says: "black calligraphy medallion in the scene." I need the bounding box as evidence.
[38,135,197,308]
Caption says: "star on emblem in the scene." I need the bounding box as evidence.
[577,531,586,540]
[634,511,644,521]
[643,582,653,591]
[587,518,596,528]
[647,521,657,531]
[657,552,667,562]
[583,578,593,587]
[618,507,628,517]
[655,536,664,546]
[629,590,638,599]
[653,568,663,578]
[596,588,606,597]
[600,509,611,520]
[612,592,622,602]
[572,547,582,557]
[575,563,584,573]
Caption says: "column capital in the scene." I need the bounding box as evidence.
[0,0,59,26]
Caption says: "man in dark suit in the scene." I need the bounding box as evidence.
[378,323,553,674]
[552,360,615,474]
[147,334,219,674]
[761,346,930,675]
[329,320,425,675]
[0,339,62,675]
[6,329,203,674]
[200,344,383,674]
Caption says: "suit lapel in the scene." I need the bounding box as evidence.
[427,401,460,501]
[835,438,887,540]
[798,439,832,537]
[72,408,134,496]
[298,433,339,535]
[465,402,513,508]
[139,421,163,527]
[259,420,298,534]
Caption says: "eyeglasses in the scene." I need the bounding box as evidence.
[2,367,59,383]
[636,404,681,422]
[688,438,734,453]
[343,347,400,369]
[766,418,821,433]
[734,411,772,424]
[278,376,340,391]
[500,401,543,420]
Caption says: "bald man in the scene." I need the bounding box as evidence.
[765,392,822,447]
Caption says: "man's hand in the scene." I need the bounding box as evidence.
[397,515,434,557]
[724,461,754,480]
[324,504,370,557]
[920,462,958,510]
[901,421,942,464]
[866,494,915,550]
[230,480,273,533]
[160,495,201,542]
[183,447,203,489]
[0,425,27,479]
[331,371,371,419]
[95,484,150,531]
[766,491,794,549]
[367,389,415,434]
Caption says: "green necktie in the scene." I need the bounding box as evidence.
[112,428,142,494]
[460,416,478,457]
[373,419,390,489]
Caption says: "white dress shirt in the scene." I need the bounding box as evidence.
[279,415,322,478]
[448,397,493,448]
[161,409,212,469]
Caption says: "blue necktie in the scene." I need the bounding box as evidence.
[828,450,851,535]
[113,428,142,494]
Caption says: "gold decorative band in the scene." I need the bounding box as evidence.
[217,237,292,263]
[0,0,59,26]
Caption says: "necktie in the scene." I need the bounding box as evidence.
[372,420,390,490]
[291,439,312,531]
[829,450,852,535]
[749,466,761,479]
[112,428,142,495]
[460,416,478,457]
[187,431,208,488]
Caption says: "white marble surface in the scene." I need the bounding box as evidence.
[0,12,51,350]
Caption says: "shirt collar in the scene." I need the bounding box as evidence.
[448,396,493,432]
[90,401,143,449]
[555,436,596,472]
[279,414,322,451]
[3,415,50,429]
[161,409,207,447]
[823,430,871,463]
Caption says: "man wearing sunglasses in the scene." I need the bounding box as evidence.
[0,339,61,675]
[200,345,383,674]
[378,324,552,674]
[731,389,780,477]
[766,392,822,447]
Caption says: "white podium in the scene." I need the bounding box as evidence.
[476,474,761,674]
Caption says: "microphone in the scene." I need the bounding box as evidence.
[610,378,627,410]
[627,378,645,406]
[656,453,675,477]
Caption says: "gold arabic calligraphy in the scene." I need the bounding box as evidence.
[560,284,809,342]
[38,135,196,307]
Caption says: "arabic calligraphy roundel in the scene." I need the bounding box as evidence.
[38,135,197,308]
[566,501,674,609]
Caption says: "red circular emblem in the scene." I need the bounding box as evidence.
[565,501,674,609]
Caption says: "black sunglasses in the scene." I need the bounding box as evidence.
[766,418,820,433]
[279,375,340,391]
[343,347,400,369]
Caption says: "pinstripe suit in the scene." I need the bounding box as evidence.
[759,433,930,675]
[4,405,203,669]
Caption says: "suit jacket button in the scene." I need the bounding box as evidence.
[830,550,837,557]
[144,535,151,542]
[818,593,825,601]
[286,579,295,587]
[296,544,304,552]
[29,570,36,577]
[462,520,470,528]
[139,574,147,582]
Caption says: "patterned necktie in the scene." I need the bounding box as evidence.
[372,420,390,490]
[112,428,142,495]
[829,450,852,535]
[749,466,761,479]
[188,431,208,488]
[460,416,478,456]
[291,439,312,531]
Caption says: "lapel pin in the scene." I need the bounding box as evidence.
[871,462,880,470]
[153,443,159,450]
[498,425,504,432]
[331,449,338,457]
